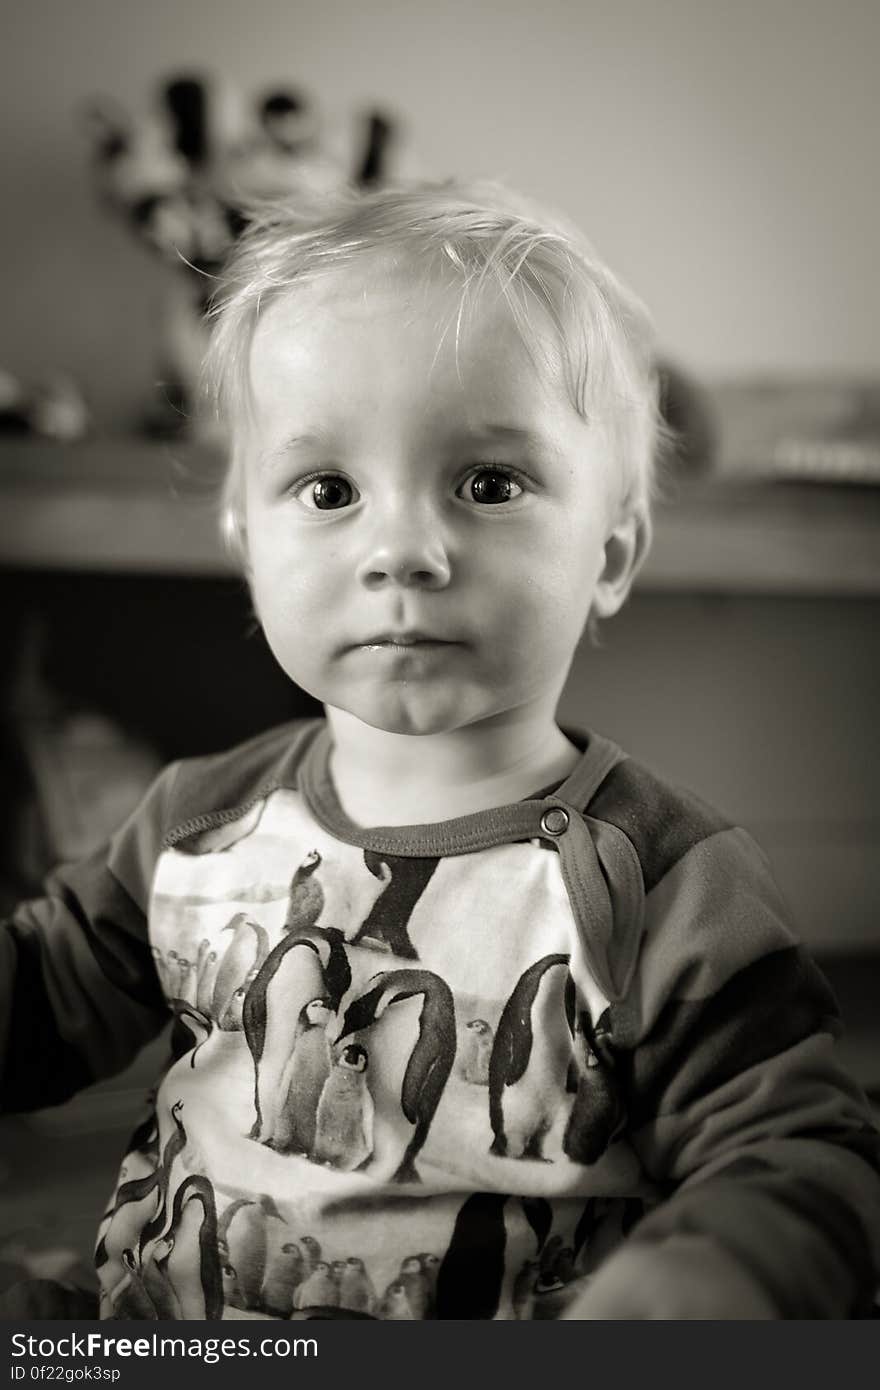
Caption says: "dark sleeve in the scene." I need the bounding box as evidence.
[0,763,180,1112]
[609,824,880,1318]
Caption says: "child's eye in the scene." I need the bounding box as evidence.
[458,468,524,505]
[295,475,359,511]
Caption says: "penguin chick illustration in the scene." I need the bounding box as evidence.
[379,1279,417,1319]
[398,1254,431,1317]
[271,999,333,1155]
[337,1256,377,1314]
[299,1235,322,1278]
[260,1241,303,1317]
[293,1260,337,1310]
[283,850,324,933]
[461,1018,493,1084]
[312,1044,373,1171]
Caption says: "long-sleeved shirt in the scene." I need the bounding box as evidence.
[2,718,878,1319]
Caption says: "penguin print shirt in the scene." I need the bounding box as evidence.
[2,718,879,1319]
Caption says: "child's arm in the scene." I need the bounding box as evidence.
[569,826,880,1319]
[0,765,178,1112]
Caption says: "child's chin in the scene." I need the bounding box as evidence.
[351,689,476,737]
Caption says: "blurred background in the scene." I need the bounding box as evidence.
[0,0,878,1299]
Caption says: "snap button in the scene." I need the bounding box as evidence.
[540,806,570,837]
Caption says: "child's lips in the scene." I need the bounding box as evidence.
[344,632,463,655]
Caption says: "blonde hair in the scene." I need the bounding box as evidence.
[203,179,662,560]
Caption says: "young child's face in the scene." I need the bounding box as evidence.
[242,264,626,738]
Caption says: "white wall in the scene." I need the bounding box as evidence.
[2,0,879,428]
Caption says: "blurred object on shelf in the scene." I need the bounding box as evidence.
[0,368,90,443]
[657,360,719,478]
[4,617,161,883]
[711,377,880,484]
[83,72,400,442]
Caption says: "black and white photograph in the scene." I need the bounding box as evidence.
[0,0,878,1333]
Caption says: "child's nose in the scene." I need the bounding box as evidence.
[355,516,452,591]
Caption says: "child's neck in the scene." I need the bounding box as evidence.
[324,704,582,827]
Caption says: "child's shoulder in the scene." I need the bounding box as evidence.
[584,749,734,895]
[158,716,325,842]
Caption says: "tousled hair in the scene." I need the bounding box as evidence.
[203,179,663,561]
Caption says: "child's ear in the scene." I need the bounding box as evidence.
[591,508,652,619]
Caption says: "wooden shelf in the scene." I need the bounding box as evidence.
[2,438,880,594]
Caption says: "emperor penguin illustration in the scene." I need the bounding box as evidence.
[562,1007,624,1165]
[293,1260,338,1311]
[334,968,456,1182]
[153,1174,224,1320]
[243,927,351,1144]
[212,914,270,1025]
[261,1241,303,1316]
[272,999,334,1155]
[283,850,324,933]
[224,1194,283,1311]
[461,1018,494,1084]
[338,1256,377,1314]
[96,1099,189,1272]
[312,1044,373,1170]
[488,954,574,1160]
[352,849,441,958]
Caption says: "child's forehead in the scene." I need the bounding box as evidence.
[249,254,572,403]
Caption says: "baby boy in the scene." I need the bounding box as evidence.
[2,181,878,1319]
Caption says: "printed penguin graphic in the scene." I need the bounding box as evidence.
[293,1260,338,1311]
[283,850,324,933]
[334,968,456,1182]
[561,1006,624,1164]
[211,914,270,1025]
[169,1002,213,1068]
[147,1174,224,1320]
[337,1257,377,1314]
[461,1019,493,1084]
[260,1241,304,1317]
[488,954,574,1160]
[96,1098,190,1273]
[222,1193,284,1310]
[243,927,351,1144]
[272,999,334,1155]
[352,850,441,957]
[312,1043,374,1170]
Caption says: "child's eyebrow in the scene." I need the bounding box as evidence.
[257,433,328,471]
[452,424,560,455]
